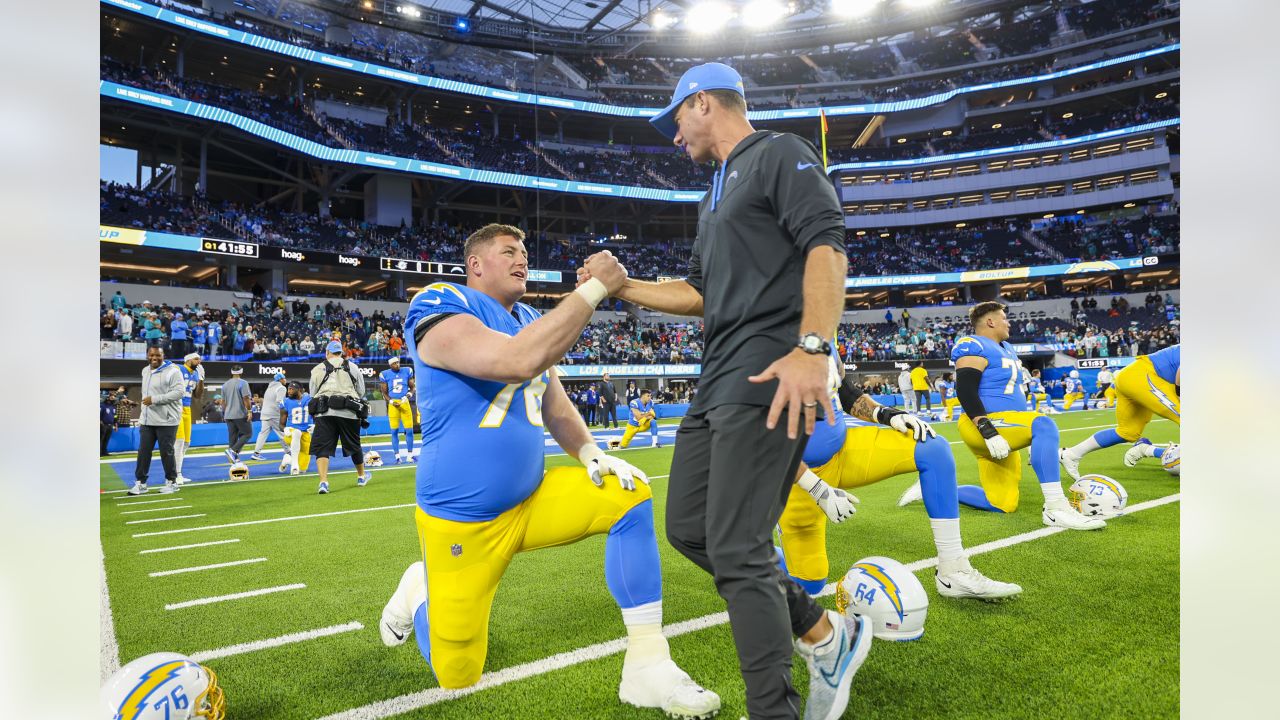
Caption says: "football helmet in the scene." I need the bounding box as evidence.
[101,652,226,720]
[835,556,928,641]
[228,463,249,481]
[1069,474,1128,518]
[365,450,384,467]
[1069,369,1080,379]
[1161,444,1181,476]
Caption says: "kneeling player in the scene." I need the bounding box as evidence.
[1061,370,1085,411]
[279,383,313,475]
[378,238,717,719]
[1026,368,1051,414]
[780,366,1021,600]
[947,303,1103,529]
[1060,344,1179,480]
[938,372,961,421]
[380,357,417,463]
[611,389,659,449]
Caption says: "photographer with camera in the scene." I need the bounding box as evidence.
[308,340,369,494]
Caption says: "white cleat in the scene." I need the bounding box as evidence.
[174,475,190,486]
[380,561,426,647]
[935,559,1023,601]
[1058,449,1082,481]
[158,482,179,494]
[279,459,291,474]
[127,482,147,496]
[896,482,923,507]
[1043,500,1105,530]
[619,658,721,720]
[1123,440,1153,468]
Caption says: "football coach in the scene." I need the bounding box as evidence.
[577,63,869,720]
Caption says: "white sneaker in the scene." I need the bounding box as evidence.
[279,458,291,473]
[1059,448,1082,481]
[158,482,179,494]
[619,658,721,720]
[935,559,1023,600]
[317,481,329,494]
[796,610,872,720]
[380,561,426,647]
[127,482,147,496]
[896,481,923,507]
[1043,500,1105,530]
[1124,440,1153,468]
[174,475,190,486]
[290,468,301,476]
[224,449,237,463]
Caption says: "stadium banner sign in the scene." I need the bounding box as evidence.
[846,255,1165,289]
[101,0,1178,121]
[100,80,1181,205]
[99,225,565,283]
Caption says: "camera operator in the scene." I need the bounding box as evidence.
[308,340,369,494]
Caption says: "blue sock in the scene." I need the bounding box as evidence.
[1092,428,1125,449]
[412,600,432,668]
[1152,447,1165,459]
[391,430,401,456]
[914,435,960,520]
[958,485,1005,513]
[405,429,415,453]
[1029,416,1061,485]
[605,500,662,609]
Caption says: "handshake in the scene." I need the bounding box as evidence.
[575,250,629,297]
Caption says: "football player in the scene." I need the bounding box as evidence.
[378,226,719,718]
[1094,366,1116,409]
[938,372,961,422]
[279,383,313,475]
[1060,344,1179,480]
[613,388,659,449]
[174,352,204,484]
[949,302,1103,529]
[1026,368,1051,413]
[1061,370,1085,411]
[380,357,416,463]
[779,357,1022,600]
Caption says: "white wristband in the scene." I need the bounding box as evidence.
[577,441,605,466]
[797,468,823,496]
[573,277,609,309]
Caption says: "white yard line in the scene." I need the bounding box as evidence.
[100,542,120,682]
[165,583,306,611]
[319,492,1181,720]
[116,497,185,506]
[132,504,415,539]
[150,558,268,577]
[125,514,207,525]
[121,505,194,515]
[189,621,365,663]
[140,539,241,554]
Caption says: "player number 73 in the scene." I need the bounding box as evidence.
[480,374,548,428]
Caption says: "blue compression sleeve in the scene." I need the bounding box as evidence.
[1029,415,1062,485]
[914,435,960,520]
[605,500,662,609]
[413,600,432,666]
[958,485,1005,513]
[1092,428,1125,449]
[390,429,400,455]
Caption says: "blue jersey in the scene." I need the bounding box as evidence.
[1028,376,1044,394]
[627,398,655,426]
[1148,344,1180,385]
[950,334,1028,414]
[803,347,847,468]
[179,364,199,407]
[282,394,312,431]
[407,283,548,521]
[1064,377,1081,394]
[939,380,955,400]
[380,367,414,399]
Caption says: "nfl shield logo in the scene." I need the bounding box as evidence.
[450,543,463,557]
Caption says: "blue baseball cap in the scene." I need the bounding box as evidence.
[325,340,343,354]
[650,62,745,141]
[273,372,285,381]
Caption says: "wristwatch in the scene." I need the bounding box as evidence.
[797,333,831,355]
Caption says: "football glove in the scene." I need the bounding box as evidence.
[579,443,649,491]
[798,469,858,524]
[889,413,938,442]
[974,417,1011,460]
[196,365,206,381]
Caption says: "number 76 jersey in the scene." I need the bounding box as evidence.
[406,282,549,522]
[949,334,1029,414]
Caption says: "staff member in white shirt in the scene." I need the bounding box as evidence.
[130,346,185,495]
[251,372,290,462]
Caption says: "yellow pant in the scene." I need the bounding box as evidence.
[957,410,1045,513]
[415,467,650,688]
[778,428,919,584]
[1103,386,1118,409]
[943,397,961,421]
[1062,392,1084,411]
[618,417,653,448]
[1113,356,1180,441]
[178,406,193,442]
[388,397,414,430]
[284,427,312,473]
[1029,392,1047,412]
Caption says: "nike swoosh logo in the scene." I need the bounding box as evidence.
[937,576,952,589]
[420,297,441,305]
[796,162,819,171]
[385,622,405,641]
[819,642,853,686]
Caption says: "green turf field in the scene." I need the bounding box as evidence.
[100,409,1179,719]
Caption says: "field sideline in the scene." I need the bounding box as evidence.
[101,409,1179,719]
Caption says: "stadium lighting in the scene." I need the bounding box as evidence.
[651,11,678,29]
[742,0,787,27]
[686,2,731,33]
[455,17,471,32]
[831,0,881,18]
[900,0,940,8]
